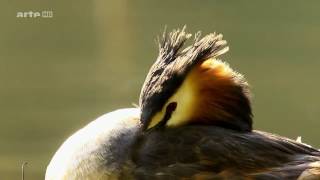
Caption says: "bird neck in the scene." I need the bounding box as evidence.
[192,59,252,131]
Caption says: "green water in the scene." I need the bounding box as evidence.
[0,1,320,179]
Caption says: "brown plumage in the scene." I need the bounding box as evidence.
[132,126,320,179]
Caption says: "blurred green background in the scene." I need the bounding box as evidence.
[1,0,320,179]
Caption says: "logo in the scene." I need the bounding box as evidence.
[16,11,53,18]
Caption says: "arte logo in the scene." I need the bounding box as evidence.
[16,11,53,18]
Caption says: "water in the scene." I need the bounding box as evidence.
[0,1,320,179]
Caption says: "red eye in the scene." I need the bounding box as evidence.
[166,102,177,113]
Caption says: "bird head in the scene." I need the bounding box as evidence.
[139,27,252,132]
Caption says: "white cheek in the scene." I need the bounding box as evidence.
[166,74,195,127]
[147,69,197,129]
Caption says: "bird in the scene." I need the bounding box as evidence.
[46,27,320,180]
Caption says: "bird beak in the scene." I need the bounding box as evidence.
[140,110,152,131]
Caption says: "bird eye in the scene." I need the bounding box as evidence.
[166,102,177,113]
